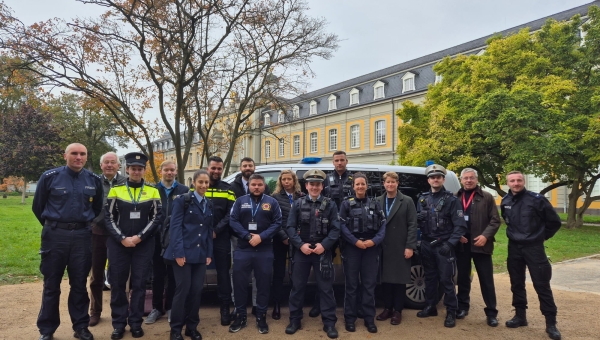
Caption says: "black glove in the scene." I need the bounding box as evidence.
[417,210,428,222]
[438,242,453,257]
[320,252,333,280]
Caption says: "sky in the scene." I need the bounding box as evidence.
[2,0,595,152]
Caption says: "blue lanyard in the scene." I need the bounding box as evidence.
[386,196,396,216]
[288,193,293,206]
[126,182,145,210]
[250,196,264,221]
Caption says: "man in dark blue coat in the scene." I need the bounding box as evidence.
[229,174,282,334]
[33,143,104,340]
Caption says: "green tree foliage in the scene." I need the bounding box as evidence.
[0,105,64,203]
[397,7,600,228]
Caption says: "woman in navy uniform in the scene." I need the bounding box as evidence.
[270,170,304,320]
[163,169,213,340]
[339,172,386,334]
[104,152,162,339]
[375,171,417,325]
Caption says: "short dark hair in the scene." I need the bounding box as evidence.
[208,156,223,164]
[193,169,209,182]
[248,173,265,183]
[332,150,347,158]
[240,157,255,166]
[352,172,368,185]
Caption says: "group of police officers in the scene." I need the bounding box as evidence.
[33,144,563,340]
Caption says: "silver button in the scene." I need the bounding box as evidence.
[200,224,203,226]
[197,244,200,247]
[199,234,201,236]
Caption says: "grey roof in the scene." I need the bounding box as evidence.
[289,1,600,103]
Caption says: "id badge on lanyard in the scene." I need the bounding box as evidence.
[130,211,141,219]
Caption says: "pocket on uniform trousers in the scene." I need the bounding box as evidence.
[39,249,52,276]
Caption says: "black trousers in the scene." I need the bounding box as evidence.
[456,243,498,316]
[151,234,175,312]
[288,252,337,327]
[507,241,557,318]
[169,261,207,333]
[213,233,232,306]
[232,248,273,317]
[420,239,458,312]
[37,226,92,335]
[342,245,379,323]
[271,240,288,303]
[107,237,154,330]
[381,283,406,312]
[89,233,108,317]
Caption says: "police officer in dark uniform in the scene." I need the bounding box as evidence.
[285,169,340,339]
[104,152,163,339]
[33,143,103,340]
[229,174,282,334]
[339,172,386,334]
[501,171,562,340]
[415,164,467,328]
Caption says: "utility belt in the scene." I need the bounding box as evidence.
[46,221,88,230]
[422,235,448,246]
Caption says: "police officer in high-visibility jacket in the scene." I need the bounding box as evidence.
[339,172,386,334]
[415,164,467,328]
[285,169,340,339]
[104,152,163,339]
[229,174,282,335]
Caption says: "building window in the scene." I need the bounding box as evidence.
[293,105,300,119]
[196,152,200,166]
[293,135,300,155]
[278,110,284,123]
[279,138,285,157]
[402,72,415,93]
[373,80,385,100]
[328,94,337,111]
[188,154,192,167]
[264,113,271,126]
[310,132,318,153]
[309,100,317,115]
[375,120,386,145]
[349,88,359,105]
[434,73,443,84]
[329,129,337,151]
[265,140,271,159]
[350,124,360,148]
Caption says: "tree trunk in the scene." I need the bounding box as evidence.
[566,175,583,229]
[21,176,27,204]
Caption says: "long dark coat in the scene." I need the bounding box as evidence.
[377,190,418,284]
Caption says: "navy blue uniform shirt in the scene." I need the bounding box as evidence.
[32,166,104,226]
[229,193,282,251]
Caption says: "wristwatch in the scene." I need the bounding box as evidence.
[245,234,253,241]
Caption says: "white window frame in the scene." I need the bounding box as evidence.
[310,132,318,153]
[402,72,415,93]
[350,124,360,148]
[264,113,271,126]
[265,140,271,159]
[293,135,300,155]
[375,120,386,145]
[373,80,385,100]
[476,49,486,56]
[309,100,317,115]
[328,94,337,111]
[188,154,192,167]
[434,73,443,84]
[196,152,200,165]
[349,88,359,105]
[278,110,284,123]
[293,105,300,119]
[329,129,337,151]
[278,138,285,157]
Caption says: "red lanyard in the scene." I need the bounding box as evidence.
[462,191,475,211]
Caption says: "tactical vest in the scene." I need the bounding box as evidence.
[346,197,381,234]
[327,172,353,203]
[418,191,453,237]
[298,197,331,243]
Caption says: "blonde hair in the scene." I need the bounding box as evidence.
[382,171,399,182]
[160,160,177,170]
[274,169,301,194]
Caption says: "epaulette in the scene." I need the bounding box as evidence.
[112,183,126,188]
[348,197,356,206]
[91,172,102,180]
[145,183,157,188]
[526,191,542,199]
[44,169,59,177]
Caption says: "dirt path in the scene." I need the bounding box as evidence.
[1,273,597,340]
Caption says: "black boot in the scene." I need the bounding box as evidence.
[444,311,456,328]
[256,313,269,334]
[220,304,231,326]
[309,304,320,318]
[505,309,528,328]
[272,301,281,320]
[417,305,438,318]
[546,324,561,340]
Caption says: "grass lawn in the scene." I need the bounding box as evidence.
[557,213,600,224]
[492,224,600,273]
[0,196,42,285]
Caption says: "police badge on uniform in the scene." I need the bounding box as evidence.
[262,203,271,211]
[457,210,464,217]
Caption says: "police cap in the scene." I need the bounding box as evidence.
[304,169,326,182]
[425,164,447,178]
[124,152,148,167]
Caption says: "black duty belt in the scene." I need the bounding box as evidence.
[47,222,88,230]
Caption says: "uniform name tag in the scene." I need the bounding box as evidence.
[130,211,141,219]
[464,215,469,221]
[248,222,258,231]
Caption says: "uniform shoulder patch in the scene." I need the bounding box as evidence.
[526,191,542,199]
